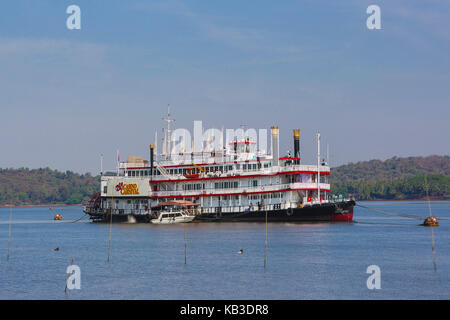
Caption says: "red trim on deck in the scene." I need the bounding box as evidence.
[122,157,305,169]
[150,188,330,199]
[149,170,330,184]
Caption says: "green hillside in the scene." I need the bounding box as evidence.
[330,155,450,200]
[0,168,99,206]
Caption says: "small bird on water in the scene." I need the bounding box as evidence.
[238,249,244,254]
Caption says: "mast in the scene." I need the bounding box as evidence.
[317,131,321,203]
[100,153,103,176]
[162,104,175,160]
[116,149,120,176]
[154,130,158,161]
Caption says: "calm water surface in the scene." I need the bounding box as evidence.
[0,201,449,299]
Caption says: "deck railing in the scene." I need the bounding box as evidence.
[83,198,353,217]
[151,182,330,198]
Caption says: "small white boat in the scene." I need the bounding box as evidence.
[151,211,195,224]
[150,200,198,224]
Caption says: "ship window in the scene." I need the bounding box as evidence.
[103,186,107,194]
[132,171,136,177]
[128,171,131,176]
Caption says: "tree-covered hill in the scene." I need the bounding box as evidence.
[0,168,99,205]
[330,155,450,200]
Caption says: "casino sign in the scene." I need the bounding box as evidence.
[115,182,140,195]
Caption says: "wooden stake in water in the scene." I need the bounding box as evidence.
[264,209,268,269]
[7,207,12,261]
[107,199,113,262]
[424,175,437,272]
[184,216,187,265]
[65,257,74,294]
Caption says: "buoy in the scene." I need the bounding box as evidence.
[423,216,439,227]
[54,247,60,251]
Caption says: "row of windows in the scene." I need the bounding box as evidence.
[214,181,239,189]
[126,161,272,177]
[127,170,160,177]
[155,193,284,203]
[248,193,283,200]
[183,183,206,191]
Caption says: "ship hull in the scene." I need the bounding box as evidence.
[84,200,355,223]
[193,200,355,223]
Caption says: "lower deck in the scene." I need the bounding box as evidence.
[84,200,355,223]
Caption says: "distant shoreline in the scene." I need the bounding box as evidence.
[0,204,83,208]
[1,199,449,208]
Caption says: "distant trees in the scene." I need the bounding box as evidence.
[0,168,99,205]
[330,155,450,200]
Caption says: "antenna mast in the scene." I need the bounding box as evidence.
[162,104,175,160]
[317,131,321,203]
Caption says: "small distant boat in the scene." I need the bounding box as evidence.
[150,200,198,224]
[53,214,63,221]
[423,216,439,227]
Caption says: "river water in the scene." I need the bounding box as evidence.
[0,201,449,299]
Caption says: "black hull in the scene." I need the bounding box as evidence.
[194,200,354,222]
[84,200,355,223]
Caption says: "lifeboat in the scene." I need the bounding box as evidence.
[184,173,199,179]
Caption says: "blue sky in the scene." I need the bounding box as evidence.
[0,0,449,174]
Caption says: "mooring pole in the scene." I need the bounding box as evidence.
[264,208,268,269]
[107,197,113,262]
[184,217,187,265]
[7,206,12,261]
[424,175,437,272]
[65,257,74,294]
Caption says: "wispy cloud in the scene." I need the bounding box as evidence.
[0,37,108,67]
[133,0,308,58]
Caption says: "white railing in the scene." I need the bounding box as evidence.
[151,182,330,198]
[146,163,329,181]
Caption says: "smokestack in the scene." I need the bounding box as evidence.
[271,126,279,167]
[150,144,154,178]
[293,129,300,164]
